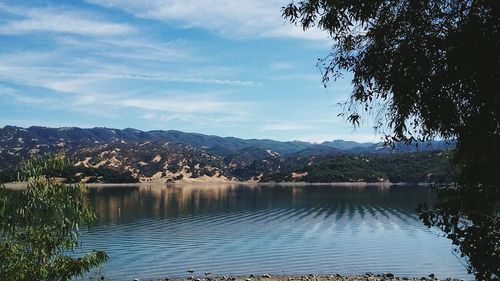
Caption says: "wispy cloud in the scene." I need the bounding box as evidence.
[0,85,51,104]
[261,121,313,131]
[270,62,295,70]
[297,133,382,143]
[0,39,256,126]
[56,37,194,63]
[0,1,372,141]
[0,29,256,97]
[269,73,321,82]
[85,0,329,41]
[0,60,256,96]
[0,3,134,35]
[118,95,230,114]
[65,91,255,128]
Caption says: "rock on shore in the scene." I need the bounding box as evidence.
[137,273,464,281]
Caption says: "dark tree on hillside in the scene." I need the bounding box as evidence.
[283,1,499,280]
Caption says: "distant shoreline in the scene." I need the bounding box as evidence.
[2,181,432,190]
[86,181,431,188]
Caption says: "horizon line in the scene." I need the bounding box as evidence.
[1,124,384,144]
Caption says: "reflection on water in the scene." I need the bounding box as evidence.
[80,184,470,281]
[89,184,433,224]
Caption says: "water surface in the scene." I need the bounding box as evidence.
[80,184,470,280]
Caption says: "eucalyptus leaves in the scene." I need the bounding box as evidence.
[0,154,107,280]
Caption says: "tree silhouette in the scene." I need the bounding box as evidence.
[283,1,499,279]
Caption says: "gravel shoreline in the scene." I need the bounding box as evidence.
[136,273,465,281]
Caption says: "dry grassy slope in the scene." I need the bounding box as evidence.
[69,141,234,182]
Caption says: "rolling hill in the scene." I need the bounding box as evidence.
[0,126,455,183]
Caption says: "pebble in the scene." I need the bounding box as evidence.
[134,273,457,281]
[383,273,395,278]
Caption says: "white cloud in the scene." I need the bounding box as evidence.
[86,0,329,41]
[0,4,134,35]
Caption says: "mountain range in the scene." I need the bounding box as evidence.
[0,126,455,183]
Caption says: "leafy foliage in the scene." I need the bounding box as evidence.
[283,1,499,279]
[0,154,108,280]
[283,0,499,144]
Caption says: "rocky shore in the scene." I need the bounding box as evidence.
[135,273,466,281]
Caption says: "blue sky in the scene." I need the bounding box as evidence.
[0,0,380,142]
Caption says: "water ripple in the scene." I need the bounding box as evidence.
[78,184,471,281]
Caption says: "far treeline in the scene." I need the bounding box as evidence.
[262,151,455,183]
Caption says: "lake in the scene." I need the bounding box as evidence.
[79,184,470,281]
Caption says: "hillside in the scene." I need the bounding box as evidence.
[0,126,455,184]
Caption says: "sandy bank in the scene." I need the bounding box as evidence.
[2,181,431,190]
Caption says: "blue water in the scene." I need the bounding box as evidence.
[78,184,471,280]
